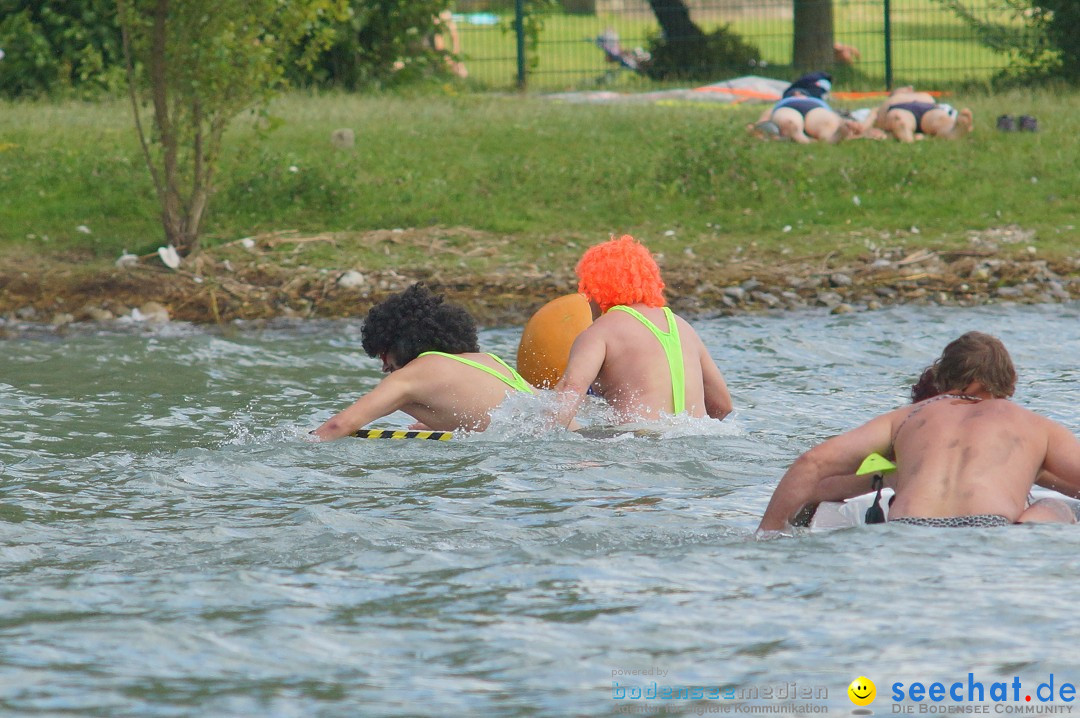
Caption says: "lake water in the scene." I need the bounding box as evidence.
[3,303,1080,717]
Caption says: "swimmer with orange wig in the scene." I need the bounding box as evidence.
[553,235,733,428]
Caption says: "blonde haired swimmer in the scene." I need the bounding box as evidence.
[552,235,733,428]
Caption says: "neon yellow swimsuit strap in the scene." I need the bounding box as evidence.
[607,306,685,414]
[485,353,536,394]
[417,351,535,394]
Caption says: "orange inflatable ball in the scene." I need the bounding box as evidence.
[516,293,593,389]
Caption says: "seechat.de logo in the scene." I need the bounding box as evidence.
[849,676,877,708]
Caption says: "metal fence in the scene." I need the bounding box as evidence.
[448,0,1026,91]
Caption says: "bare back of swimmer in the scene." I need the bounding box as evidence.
[553,236,732,427]
[313,284,534,439]
[759,332,1080,531]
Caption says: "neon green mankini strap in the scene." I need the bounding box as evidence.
[417,352,535,394]
[607,305,685,414]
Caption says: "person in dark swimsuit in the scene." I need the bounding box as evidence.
[886,102,937,132]
[759,332,1080,532]
[895,364,1072,524]
[861,86,975,142]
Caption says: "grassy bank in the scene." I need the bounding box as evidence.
[1,88,1078,273]
[460,8,1012,90]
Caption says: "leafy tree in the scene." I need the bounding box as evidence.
[935,0,1080,82]
[115,0,348,255]
[642,0,760,80]
[0,1,125,97]
[290,0,466,89]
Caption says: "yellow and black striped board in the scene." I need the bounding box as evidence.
[352,428,453,441]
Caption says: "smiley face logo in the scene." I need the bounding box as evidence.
[848,676,876,706]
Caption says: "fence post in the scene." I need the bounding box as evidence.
[515,0,527,90]
[883,0,893,90]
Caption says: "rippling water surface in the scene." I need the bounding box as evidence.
[3,304,1080,716]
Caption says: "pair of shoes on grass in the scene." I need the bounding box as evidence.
[996,114,1038,132]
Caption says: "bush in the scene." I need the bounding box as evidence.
[643,25,761,82]
[0,0,473,97]
[0,1,125,97]
[1038,0,1080,80]
[935,0,1080,84]
[288,0,459,90]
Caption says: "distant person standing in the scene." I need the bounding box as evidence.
[391,11,468,79]
[433,10,467,78]
[553,235,733,428]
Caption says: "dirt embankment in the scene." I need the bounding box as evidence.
[2,228,1079,332]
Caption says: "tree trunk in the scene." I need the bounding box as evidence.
[149,0,197,256]
[792,0,834,70]
[646,0,705,43]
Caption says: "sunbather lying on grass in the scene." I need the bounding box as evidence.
[863,86,974,142]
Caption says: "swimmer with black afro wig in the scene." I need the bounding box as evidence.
[360,283,479,371]
[553,235,733,428]
[314,283,535,440]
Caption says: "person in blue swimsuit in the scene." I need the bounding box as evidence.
[749,92,862,144]
[552,235,733,428]
[748,72,862,143]
[760,332,1080,532]
[313,283,534,439]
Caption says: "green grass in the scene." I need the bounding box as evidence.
[455,0,1023,91]
[1,89,1078,266]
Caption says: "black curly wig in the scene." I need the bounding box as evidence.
[361,283,479,366]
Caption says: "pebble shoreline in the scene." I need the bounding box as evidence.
[672,254,1080,317]
[2,241,1079,335]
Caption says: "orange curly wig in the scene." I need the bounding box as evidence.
[576,235,666,313]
